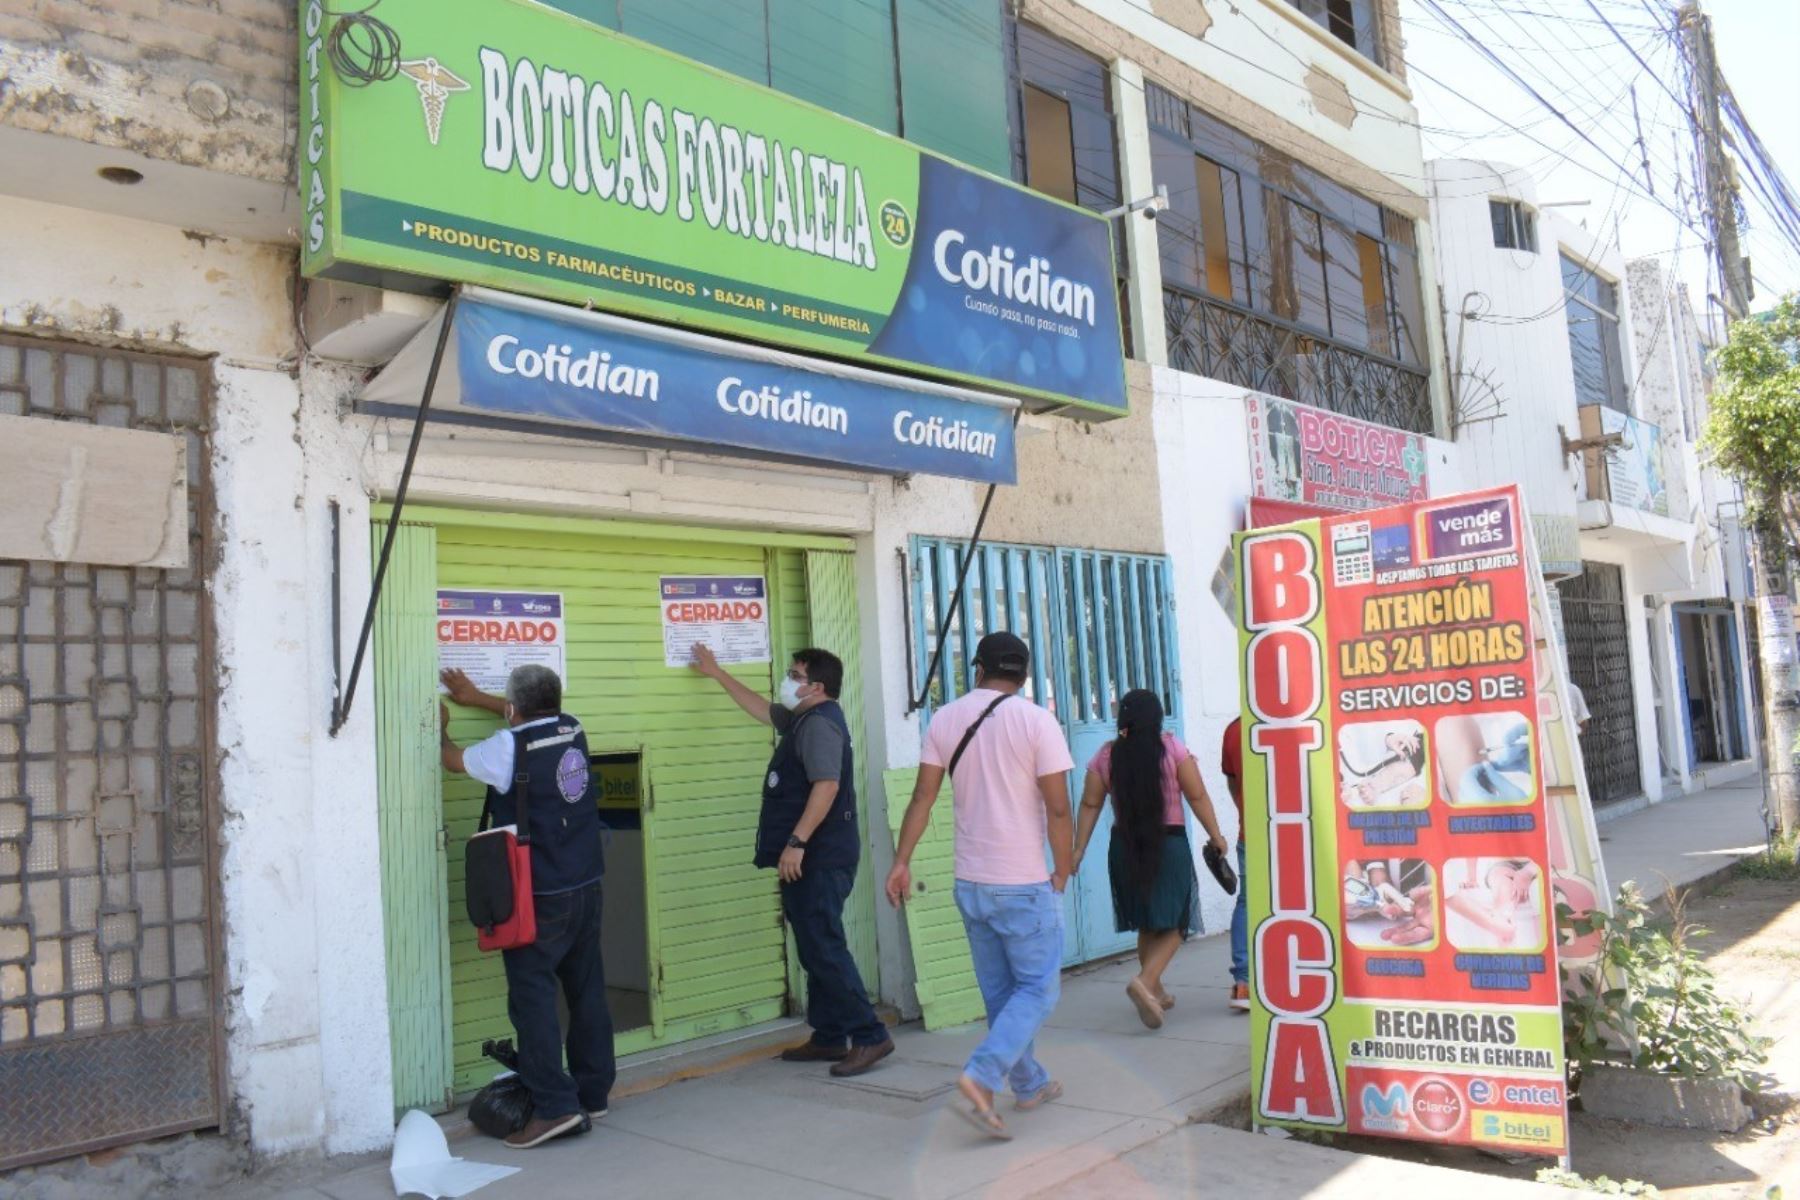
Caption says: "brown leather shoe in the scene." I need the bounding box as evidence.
[829,1037,894,1077]
[780,1041,848,1062]
[503,1111,584,1149]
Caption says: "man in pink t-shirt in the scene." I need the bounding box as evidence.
[886,632,1073,1140]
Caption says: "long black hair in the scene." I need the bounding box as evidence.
[1111,689,1168,897]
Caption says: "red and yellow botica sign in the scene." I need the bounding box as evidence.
[1235,484,1569,1157]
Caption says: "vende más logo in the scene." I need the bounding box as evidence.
[1410,1079,1465,1136]
[1242,530,1342,1127]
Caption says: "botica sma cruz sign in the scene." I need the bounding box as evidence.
[298,0,1127,417]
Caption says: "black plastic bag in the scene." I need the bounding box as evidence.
[468,1038,534,1139]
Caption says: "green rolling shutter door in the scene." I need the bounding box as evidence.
[373,522,455,1112]
[801,550,879,992]
[884,768,983,1028]
[437,522,791,1095]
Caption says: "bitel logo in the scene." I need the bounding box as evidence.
[398,57,469,146]
[1410,1079,1464,1136]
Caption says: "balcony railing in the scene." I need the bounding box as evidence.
[1164,286,1434,435]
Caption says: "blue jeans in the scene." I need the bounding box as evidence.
[501,881,616,1118]
[781,865,887,1048]
[1230,843,1248,984]
[953,880,1062,1097]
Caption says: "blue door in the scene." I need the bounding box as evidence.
[910,538,1183,967]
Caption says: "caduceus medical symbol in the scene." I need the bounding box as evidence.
[398,57,469,146]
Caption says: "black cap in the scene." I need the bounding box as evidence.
[974,631,1030,674]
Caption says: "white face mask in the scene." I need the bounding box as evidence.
[778,677,806,710]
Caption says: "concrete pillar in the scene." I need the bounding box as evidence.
[1111,59,1167,367]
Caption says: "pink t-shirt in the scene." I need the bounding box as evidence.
[921,688,1075,885]
[1086,734,1192,826]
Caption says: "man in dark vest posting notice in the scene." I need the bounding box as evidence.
[441,664,614,1150]
[691,644,893,1076]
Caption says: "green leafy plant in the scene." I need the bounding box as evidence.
[1700,294,1800,565]
[1535,1167,1662,1195]
[1736,833,1800,882]
[1558,883,1769,1092]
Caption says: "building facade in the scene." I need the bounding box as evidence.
[0,0,1465,1170]
[1427,158,1758,819]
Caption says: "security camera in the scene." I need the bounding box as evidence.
[1102,185,1169,222]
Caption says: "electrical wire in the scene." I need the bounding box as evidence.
[324,0,401,86]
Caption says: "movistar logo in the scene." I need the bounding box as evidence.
[1362,1084,1407,1119]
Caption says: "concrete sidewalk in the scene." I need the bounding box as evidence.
[218,778,1770,1200]
[1597,776,1769,898]
[244,936,1562,1200]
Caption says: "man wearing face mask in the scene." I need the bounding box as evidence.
[439,664,613,1149]
[690,643,893,1076]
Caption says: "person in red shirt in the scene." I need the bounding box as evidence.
[1220,719,1250,1012]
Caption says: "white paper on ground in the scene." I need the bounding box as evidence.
[390,1109,520,1199]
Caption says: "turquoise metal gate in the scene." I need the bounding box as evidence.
[909,537,1185,966]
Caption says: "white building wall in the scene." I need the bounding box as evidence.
[1150,367,1469,935]
[1425,159,1639,571]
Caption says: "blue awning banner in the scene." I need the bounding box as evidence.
[360,287,1018,485]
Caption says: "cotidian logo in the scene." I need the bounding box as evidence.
[1242,530,1342,1127]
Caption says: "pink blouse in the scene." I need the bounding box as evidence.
[1087,733,1193,826]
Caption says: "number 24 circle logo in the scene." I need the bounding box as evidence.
[880,200,912,247]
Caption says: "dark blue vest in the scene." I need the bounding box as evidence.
[483,714,605,895]
[757,700,858,871]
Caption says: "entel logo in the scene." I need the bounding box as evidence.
[1410,1079,1464,1136]
[1468,1079,1494,1104]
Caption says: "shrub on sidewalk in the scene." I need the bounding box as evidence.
[1535,1167,1661,1195]
[1558,883,1769,1094]
[1736,832,1800,882]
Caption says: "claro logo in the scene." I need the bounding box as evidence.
[1242,530,1343,1127]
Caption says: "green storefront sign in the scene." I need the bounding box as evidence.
[298,0,1128,416]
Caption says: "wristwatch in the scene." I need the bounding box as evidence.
[785,834,809,850]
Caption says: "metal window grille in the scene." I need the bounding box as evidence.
[0,336,220,1170]
[1163,286,1434,434]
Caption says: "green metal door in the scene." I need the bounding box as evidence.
[803,550,879,994]
[426,511,835,1094]
[372,521,454,1112]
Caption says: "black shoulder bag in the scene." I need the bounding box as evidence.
[945,692,1014,779]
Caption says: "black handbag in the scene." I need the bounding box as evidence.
[1203,842,1238,895]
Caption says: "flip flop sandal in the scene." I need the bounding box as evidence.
[1126,979,1165,1030]
[954,1102,1014,1140]
[1015,1080,1064,1111]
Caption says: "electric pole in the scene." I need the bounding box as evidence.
[1680,1,1800,837]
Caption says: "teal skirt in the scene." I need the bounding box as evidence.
[1107,829,1200,936]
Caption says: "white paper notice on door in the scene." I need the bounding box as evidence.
[437,589,566,694]
[660,575,771,669]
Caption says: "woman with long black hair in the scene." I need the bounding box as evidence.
[1072,689,1230,1030]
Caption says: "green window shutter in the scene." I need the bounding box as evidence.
[803,550,880,994]
[895,0,1011,177]
[884,768,983,1028]
[617,0,771,85]
[372,521,454,1113]
[769,0,899,133]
